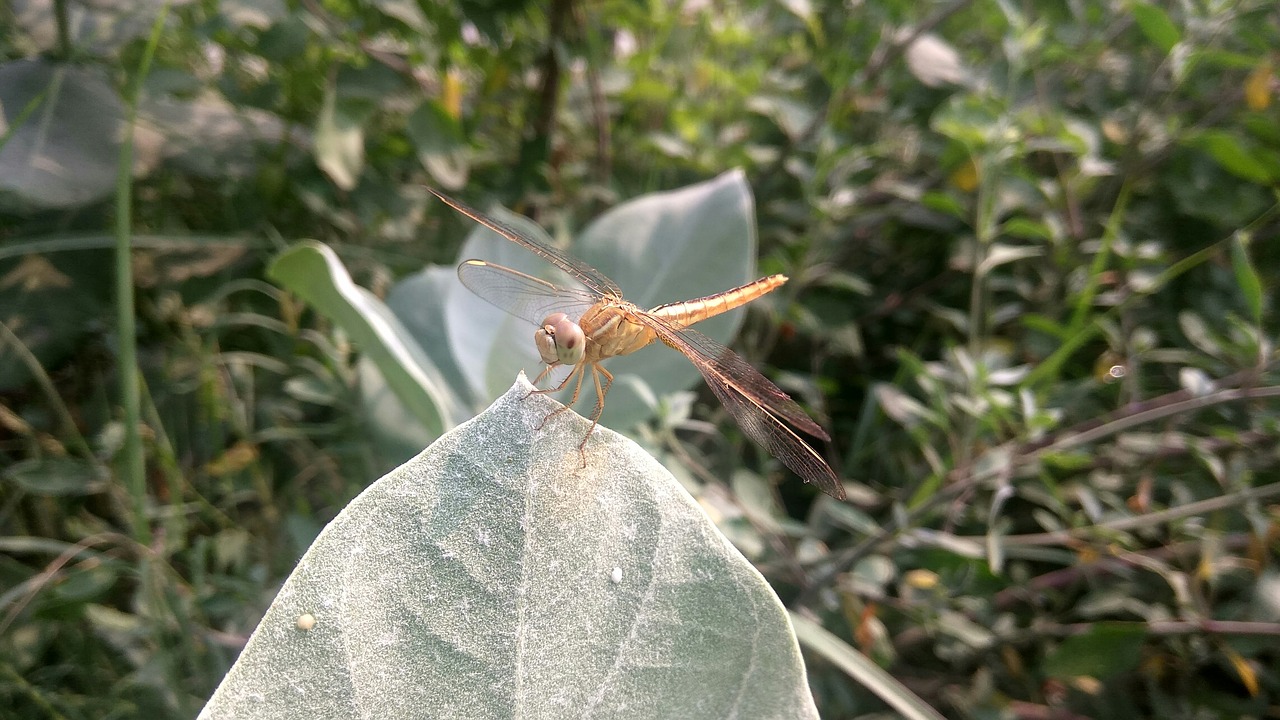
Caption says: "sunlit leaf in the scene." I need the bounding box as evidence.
[374,0,428,30]
[746,95,815,141]
[977,244,1042,276]
[904,33,970,88]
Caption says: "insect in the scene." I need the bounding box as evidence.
[432,188,843,499]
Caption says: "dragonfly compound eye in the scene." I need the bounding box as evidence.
[535,312,585,366]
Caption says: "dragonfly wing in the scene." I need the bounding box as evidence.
[644,314,829,439]
[639,314,844,499]
[458,260,600,327]
[430,188,624,298]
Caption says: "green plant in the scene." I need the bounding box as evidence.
[3,0,1280,717]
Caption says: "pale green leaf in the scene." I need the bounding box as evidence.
[0,60,133,210]
[199,378,819,719]
[268,241,458,436]
[314,78,363,190]
[406,100,468,189]
[4,457,108,496]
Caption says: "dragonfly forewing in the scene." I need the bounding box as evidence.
[457,260,600,328]
[429,187,622,298]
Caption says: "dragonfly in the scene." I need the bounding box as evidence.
[430,188,844,500]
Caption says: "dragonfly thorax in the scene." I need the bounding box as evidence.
[535,312,586,366]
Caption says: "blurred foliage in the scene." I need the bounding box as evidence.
[2,0,1280,717]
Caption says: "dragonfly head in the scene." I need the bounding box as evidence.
[535,312,585,366]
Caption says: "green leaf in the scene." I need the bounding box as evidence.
[1042,623,1147,678]
[976,243,1042,277]
[374,0,430,31]
[1230,232,1263,325]
[791,613,945,720]
[4,457,108,496]
[1131,3,1180,53]
[1186,130,1273,184]
[198,379,820,719]
[365,266,482,466]
[386,266,475,406]
[746,95,816,141]
[920,191,966,219]
[256,14,310,62]
[0,59,132,210]
[314,77,364,190]
[1021,313,1068,339]
[406,99,468,190]
[268,241,459,437]
[1001,217,1052,240]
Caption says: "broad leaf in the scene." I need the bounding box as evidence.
[199,377,819,719]
[268,242,460,437]
[0,60,136,210]
[314,77,364,190]
[407,99,469,189]
[4,457,109,496]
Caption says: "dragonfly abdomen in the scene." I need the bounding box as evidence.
[650,274,787,329]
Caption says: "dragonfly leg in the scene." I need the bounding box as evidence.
[528,363,573,396]
[575,365,615,467]
[535,363,587,430]
[530,364,557,389]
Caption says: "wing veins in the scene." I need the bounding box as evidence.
[457,260,599,327]
[429,187,623,298]
[639,313,843,498]
[640,312,829,440]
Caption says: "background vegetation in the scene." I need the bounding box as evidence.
[3,0,1279,717]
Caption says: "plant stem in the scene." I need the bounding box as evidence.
[115,8,169,545]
